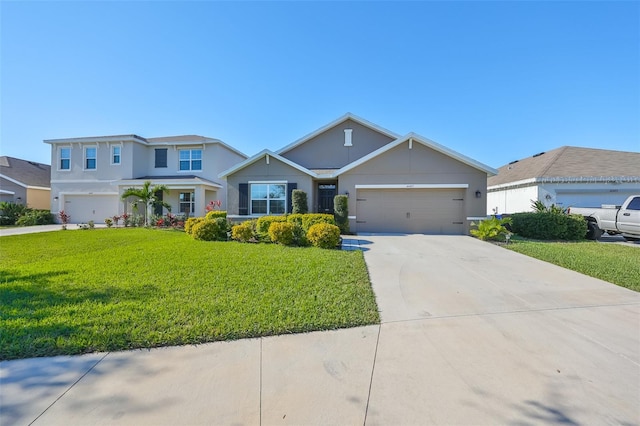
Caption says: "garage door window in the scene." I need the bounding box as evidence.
[250,183,286,215]
[84,147,97,170]
[179,192,194,214]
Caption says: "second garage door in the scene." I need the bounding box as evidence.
[355,188,465,234]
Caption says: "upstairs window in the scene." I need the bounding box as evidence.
[59,147,71,170]
[250,183,286,215]
[155,149,168,168]
[85,147,97,170]
[179,149,202,171]
[112,146,121,165]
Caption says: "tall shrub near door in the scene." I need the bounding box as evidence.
[292,189,308,214]
[333,195,349,234]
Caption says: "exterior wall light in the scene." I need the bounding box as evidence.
[475,190,481,198]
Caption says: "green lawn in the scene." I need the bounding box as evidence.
[0,228,379,360]
[506,239,640,292]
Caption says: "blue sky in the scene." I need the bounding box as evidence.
[1,1,638,169]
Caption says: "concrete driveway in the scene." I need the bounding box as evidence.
[1,235,639,425]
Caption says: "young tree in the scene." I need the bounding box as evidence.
[121,181,171,226]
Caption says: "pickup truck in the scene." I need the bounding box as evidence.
[568,195,640,241]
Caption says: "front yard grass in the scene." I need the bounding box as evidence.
[0,228,379,360]
[506,239,640,292]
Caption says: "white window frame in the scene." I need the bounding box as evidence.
[179,149,202,172]
[179,192,195,214]
[111,145,121,165]
[59,147,71,171]
[249,181,287,215]
[84,146,97,170]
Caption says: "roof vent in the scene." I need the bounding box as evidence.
[508,160,519,165]
[532,152,546,157]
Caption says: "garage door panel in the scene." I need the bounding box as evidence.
[356,189,465,234]
[64,195,119,223]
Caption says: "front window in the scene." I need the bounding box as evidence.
[179,149,202,171]
[59,147,71,170]
[112,146,121,165]
[85,147,97,170]
[179,192,195,214]
[251,183,286,215]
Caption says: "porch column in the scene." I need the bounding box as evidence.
[195,185,206,217]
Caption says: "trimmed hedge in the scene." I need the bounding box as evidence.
[511,212,587,240]
[268,222,295,246]
[184,217,204,235]
[205,210,227,220]
[231,221,255,242]
[301,214,335,232]
[191,218,228,241]
[15,210,54,226]
[307,223,341,249]
[256,216,287,236]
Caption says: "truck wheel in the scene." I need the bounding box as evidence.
[586,222,602,240]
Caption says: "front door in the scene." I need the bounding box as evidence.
[318,184,336,214]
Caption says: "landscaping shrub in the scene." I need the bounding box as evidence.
[292,190,308,214]
[184,217,204,235]
[511,212,587,240]
[470,216,512,241]
[191,218,228,241]
[0,202,27,225]
[15,209,54,226]
[256,215,287,236]
[205,210,227,220]
[307,223,341,249]
[301,213,336,232]
[268,222,295,246]
[231,221,255,242]
[333,195,349,234]
[286,214,304,228]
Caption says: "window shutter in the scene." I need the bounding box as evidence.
[239,183,249,215]
[155,149,168,168]
[287,183,297,213]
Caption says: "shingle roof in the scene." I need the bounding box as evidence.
[488,146,640,187]
[0,156,51,188]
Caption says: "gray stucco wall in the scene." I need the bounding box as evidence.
[281,119,395,169]
[226,156,313,215]
[338,141,488,232]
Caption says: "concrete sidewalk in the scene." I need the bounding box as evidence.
[1,235,639,425]
[0,224,108,237]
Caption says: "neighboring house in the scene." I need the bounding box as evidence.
[487,146,640,214]
[45,135,247,223]
[0,156,51,209]
[219,113,496,234]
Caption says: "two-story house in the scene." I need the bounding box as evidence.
[45,134,247,223]
[220,113,496,234]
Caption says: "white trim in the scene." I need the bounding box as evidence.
[51,179,115,184]
[355,184,469,189]
[276,113,400,155]
[347,215,356,220]
[0,189,15,195]
[218,149,317,178]
[117,178,222,189]
[487,178,538,191]
[0,174,27,188]
[247,180,288,184]
[60,191,119,196]
[467,216,489,221]
[27,186,50,191]
[336,133,497,177]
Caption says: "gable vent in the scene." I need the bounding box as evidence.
[344,129,353,147]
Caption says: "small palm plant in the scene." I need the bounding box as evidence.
[121,181,171,226]
[471,216,512,241]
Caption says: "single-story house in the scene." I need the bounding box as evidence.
[0,156,51,209]
[487,146,640,214]
[220,113,497,234]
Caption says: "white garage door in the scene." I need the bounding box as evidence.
[356,188,465,234]
[556,191,638,209]
[64,195,119,223]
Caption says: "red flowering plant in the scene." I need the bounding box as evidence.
[121,213,131,227]
[112,215,121,227]
[58,210,70,230]
[205,200,222,213]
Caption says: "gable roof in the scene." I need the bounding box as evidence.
[218,149,318,179]
[488,146,640,187]
[0,156,51,188]
[276,112,400,156]
[335,133,497,177]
